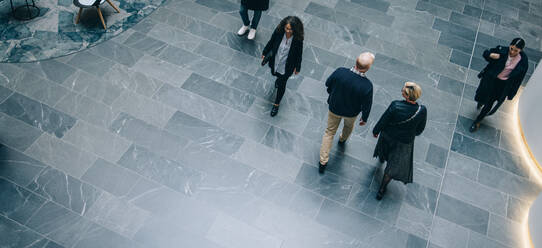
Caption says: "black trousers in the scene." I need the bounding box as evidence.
[273,73,289,104]
[474,99,504,123]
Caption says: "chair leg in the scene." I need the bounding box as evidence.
[105,0,120,13]
[96,6,106,30]
[75,8,82,24]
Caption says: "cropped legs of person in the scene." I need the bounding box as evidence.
[319,111,356,172]
[271,73,289,116]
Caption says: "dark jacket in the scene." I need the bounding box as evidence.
[372,100,427,144]
[241,0,269,11]
[325,67,373,121]
[262,29,303,78]
[475,45,529,103]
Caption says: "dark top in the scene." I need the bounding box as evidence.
[262,30,303,78]
[372,100,427,144]
[476,45,529,103]
[241,0,269,11]
[325,67,373,121]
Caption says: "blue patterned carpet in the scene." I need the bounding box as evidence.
[0,0,165,62]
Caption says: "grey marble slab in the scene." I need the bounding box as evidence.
[182,73,255,113]
[437,75,464,97]
[0,93,76,139]
[220,110,271,143]
[506,196,530,223]
[226,69,275,99]
[206,213,283,248]
[112,90,176,129]
[169,13,227,44]
[54,91,117,129]
[103,63,165,97]
[467,230,511,248]
[373,53,439,88]
[487,213,522,247]
[415,0,452,20]
[425,144,448,169]
[66,51,115,77]
[294,163,355,204]
[194,39,260,75]
[0,112,43,151]
[433,18,477,42]
[219,32,265,58]
[0,177,48,225]
[0,85,11,104]
[450,12,480,31]
[169,1,218,22]
[450,49,471,68]
[437,32,475,54]
[396,203,433,239]
[81,159,140,197]
[463,5,482,18]
[7,71,70,107]
[435,193,489,234]
[153,83,229,124]
[147,22,203,52]
[304,2,336,23]
[425,0,465,12]
[246,98,309,134]
[0,144,48,187]
[109,112,190,161]
[27,166,102,215]
[455,115,501,144]
[404,183,438,214]
[195,0,237,12]
[62,70,123,105]
[445,152,479,181]
[477,163,541,199]
[73,224,141,248]
[304,44,348,68]
[0,214,64,248]
[84,191,150,238]
[88,41,144,67]
[413,161,444,191]
[287,187,324,218]
[351,0,390,12]
[15,59,77,85]
[122,31,168,56]
[429,217,469,248]
[335,0,395,27]
[131,55,192,87]
[347,182,403,225]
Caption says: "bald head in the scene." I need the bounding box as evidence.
[355,52,375,72]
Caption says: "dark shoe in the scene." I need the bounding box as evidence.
[270,105,279,117]
[338,139,346,146]
[376,188,386,201]
[318,162,326,173]
[469,122,480,132]
[476,102,483,110]
[378,157,385,163]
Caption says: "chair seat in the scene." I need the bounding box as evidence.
[73,0,105,8]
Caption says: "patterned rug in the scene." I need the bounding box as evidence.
[0,0,164,62]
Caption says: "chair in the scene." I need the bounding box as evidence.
[74,0,120,30]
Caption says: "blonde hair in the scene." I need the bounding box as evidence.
[403,82,422,101]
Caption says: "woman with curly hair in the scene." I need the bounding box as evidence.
[261,16,304,116]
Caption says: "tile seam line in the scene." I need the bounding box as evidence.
[0,212,62,247]
[425,0,487,246]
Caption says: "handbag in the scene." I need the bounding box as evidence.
[391,105,422,125]
[261,50,273,66]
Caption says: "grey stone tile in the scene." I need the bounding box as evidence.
[226,68,275,99]
[88,41,144,67]
[0,144,47,187]
[62,121,131,163]
[66,51,115,77]
[487,213,522,247]
[165,111,244,155]
[438,32,475,54]
[182,73,255,113]
[451,133,528,178]
[415,0,452,20]
[467,230,511,248]
[477,163,540,199]
[0,112,42,151]
[73,224,140,248]
[438,75,464,97]
[425,144,448,169]
[462,5,482,18]
[506,196,530,223]
[84,191,150,238]
[147,22,203,52]
[348,182,403,225]
[435,193,489,234]
[305,44,349,68]
[366,36,418,64]
[481,10,501,25]
[433,18,477,41]
[294,163,355,204]
[27,166,102,215]
[62,70,124,105]
[287,187,324,218]
[413,161,444,191]
[206,213,283,248]
[450,49,471,68]
[246,98,310,134]
[450,12,480,31]
[54,91,117,129]
[0,85,11,103]
[81,159,140,197]
[446,152,479,181]
[130,18,157,34]
[316,199,409,247]
[220,109,271,143]
[8,71,70,107]
[406,234,428,248]
[122,31,168,56]
[0,177,48,225]
[306,16,368,48]
[455,115,501,144]
[429,217,469,248]
[219,32,265,58]
[304,2,336,22]
[442,173,507,215]
[0,213,64,248]
[195,0,237,12]
[425,0,465,12]
[112,90,175,129]
[405,183,438,214]
[153,83,229,124]
[194,39,260,75]
[170,1,218,22]
[373,53,439,88]
[109,113,190,161]
[413,47,467,83]
[103,63,164,97]
[335,0,395,27]
[351,0,390,12]
[396,204,433,239]
[131,55,192,87]
[25,133,97,179]
[478,20,495,35]
[15,59,77,84]
[261,125,321,163]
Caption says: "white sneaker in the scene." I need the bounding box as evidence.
[237,25,249,36]
[247,28,257,40]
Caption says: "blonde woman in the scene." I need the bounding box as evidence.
[372,82,427,200]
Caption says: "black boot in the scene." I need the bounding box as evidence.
[270,104,279,117]
[318,162,326,173]
[469,122,480,132]
[476,102,483,110]
[376,174,391,200]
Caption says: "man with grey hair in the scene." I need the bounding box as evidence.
[318,52,375,173]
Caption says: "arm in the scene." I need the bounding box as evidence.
[508,58,529,100]
[360,87,373,123]
[325,70,337,94]
[295,41,303,73]
[415,107,427,136]
[482,46,502,62]
[262,31,278,57]
[372,102,394,136]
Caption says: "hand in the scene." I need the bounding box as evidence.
[359,121,366,126]
[373,133,379,138]
[489,53,500,60]
[294,68,299,75]
[262,55,265,59]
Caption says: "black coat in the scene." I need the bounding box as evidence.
[372,100,427,144]
[475,45,529,104]
[262,30,303,78]
[241,0,269,11]
[326,67,373,120]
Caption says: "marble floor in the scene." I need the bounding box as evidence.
[1,0,542,247]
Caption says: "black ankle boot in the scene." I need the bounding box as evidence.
[270,105,279,117]
[376,188,386,200]
[469,122,480,132]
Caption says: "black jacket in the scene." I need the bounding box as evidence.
[241,0,269,11]
[326,67,373,121]
[262,30,303,78]
[372,100,427,144]
[475,45,529,103]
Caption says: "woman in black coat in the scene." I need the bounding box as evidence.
[237,0,270,40]
[261,16,303,116]
[372,82,427,200]
[470,38,529,132]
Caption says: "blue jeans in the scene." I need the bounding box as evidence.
[239,4,262,29]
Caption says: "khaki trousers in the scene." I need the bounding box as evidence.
[319,111,357,165]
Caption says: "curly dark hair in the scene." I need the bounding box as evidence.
[275,16,304,41]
